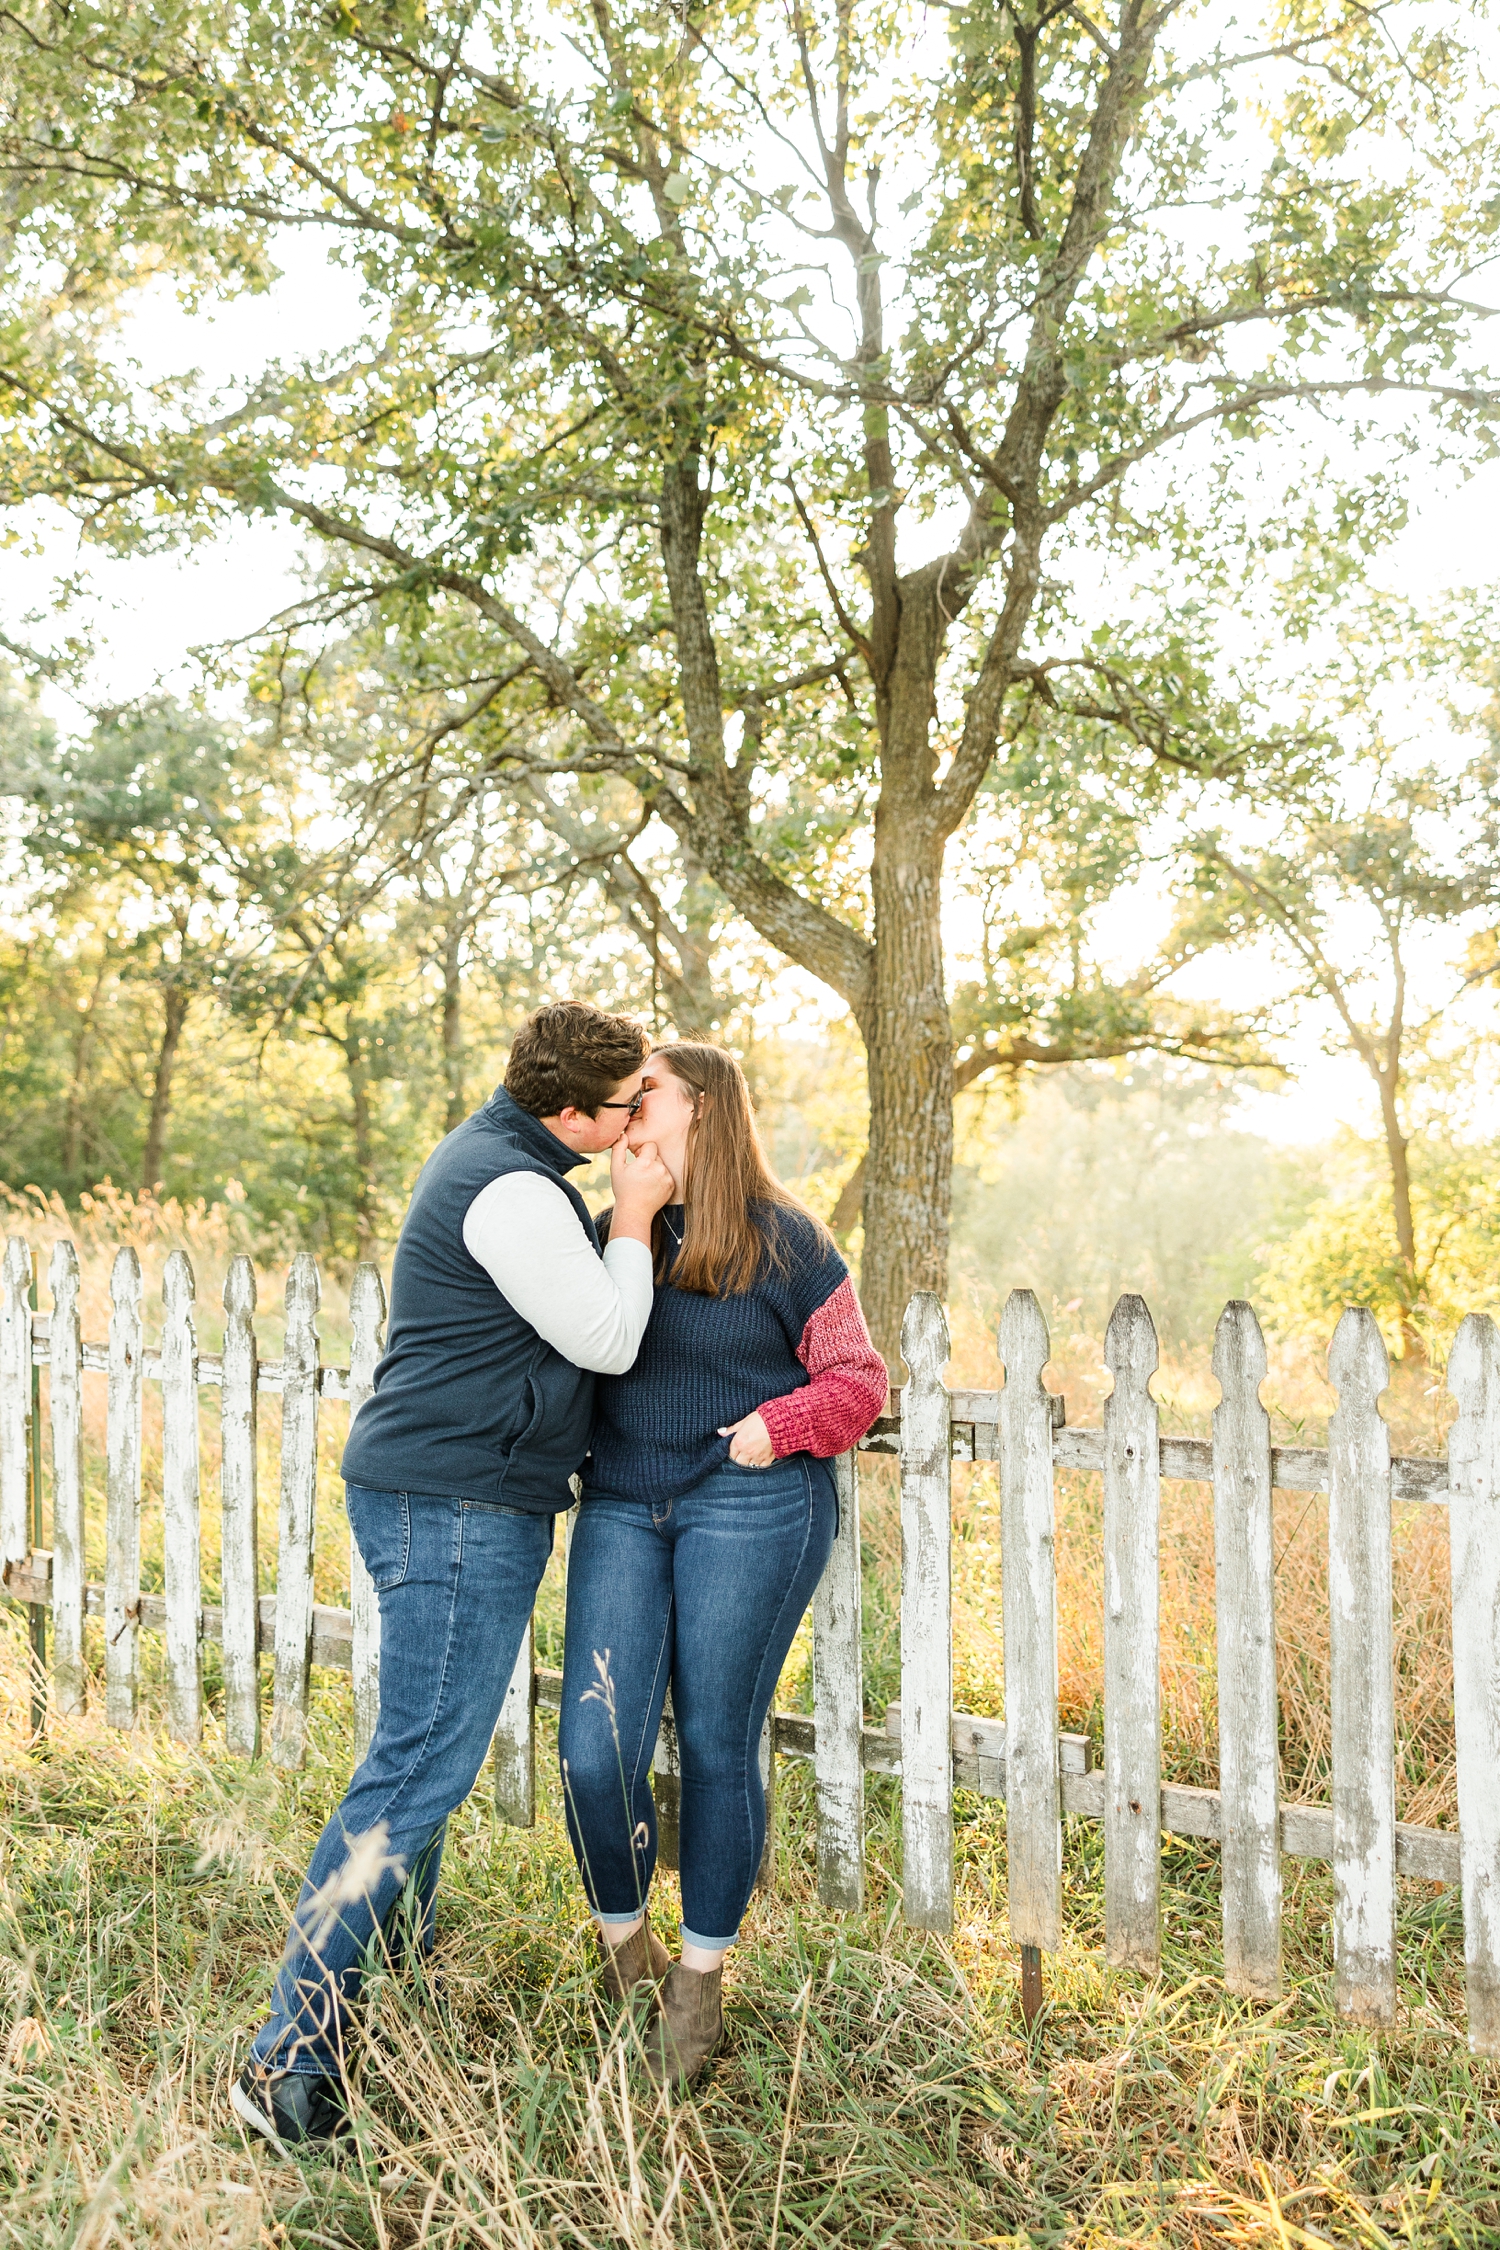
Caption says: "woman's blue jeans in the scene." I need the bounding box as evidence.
[558,1456,837,1949]
[248,1483,552,2080]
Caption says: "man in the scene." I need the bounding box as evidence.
[232,1000,674,2155]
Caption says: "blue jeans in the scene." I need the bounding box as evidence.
[558,1457,837,1949]
[249,1483,553,2079]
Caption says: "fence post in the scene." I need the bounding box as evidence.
[813,1448,865,1910]
[348,1262,387,1761]
[0,1237,31,1574]
[49,1240,85,1718]
[900,1291,953,1932]
[1000,1287,1061,1961]
[1103,1293,1160,1974]
[1212,1299,1280,1999]
[160,1249,202,1746]
[105,1247,143,1731]
[493,1617,536,1827]
[1327,1306,1396,2027]
[221,1256,260,1760]
[653,1690,681,1870]
[1447,1312,1500,2055]
[270,1253,320,1770]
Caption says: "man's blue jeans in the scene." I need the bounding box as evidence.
[557,1457,836,1949]
[248,1483,553,2080]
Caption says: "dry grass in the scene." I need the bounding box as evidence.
[1,1217,1493,2244]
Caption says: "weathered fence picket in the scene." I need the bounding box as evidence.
[0,1239,31,1572]
[1102,1293,1160,1974]
[270,1253,320,1770]
[4,1235,1494,2044]
[1447,1312,1500,2056]
[347,1263,386,1762]
[105,1247,143,1730]
[493,1619,536,1827]
[1327,1306,1396,2027]
[999,1288,1061,1960]
[221,1256,260,1760]
[1212,1299,1281,2000]
[48,1240,84,1718]
[899,1291,954,1933]
[813,1448,865,1910]
[160,1250,202,1747]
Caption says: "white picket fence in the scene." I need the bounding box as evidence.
[2,1236,1498,2052]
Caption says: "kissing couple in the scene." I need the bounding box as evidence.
[232,1000,888,2153]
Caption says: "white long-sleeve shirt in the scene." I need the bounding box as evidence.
[461,1171,653,1375]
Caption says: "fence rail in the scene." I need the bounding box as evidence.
[2,1239,1497,2051]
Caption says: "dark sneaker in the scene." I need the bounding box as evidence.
[231,2060,349,2157]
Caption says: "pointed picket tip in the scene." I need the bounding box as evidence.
[49,1237,80,1301]
[900,1290,950,1380]
[1448,1312,1500,1414]
[1328,1305,1389,1405]
[285,1250,321,1317]
[1105,1293,1159,1386]
[162,1247,196,1313]
[1213,1298,1267,1388]
[350,1262,388,1329]
[3,1235,32,1291]
[224,1253,257,1320]
[998,1287,1050,1384]
[110,1243,143,1308]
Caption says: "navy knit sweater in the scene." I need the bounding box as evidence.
[585,1203,876,1503]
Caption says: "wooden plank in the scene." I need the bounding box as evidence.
[653,1690,682,1871]
[160,1250,202,1746]
[1447,1312,1500,2054]
[899,1291,954,1932]
[347,1262,387,1762]
[105,1247,144,1731]
[48,1241,85,1717]
[755,1707,776,1892]
[1213,1299,1281,1999]
[493,1614,536,1826]
[999,1288,1061,1954]
[220,1256,260,1759]
[813,1448,865,1909]
[270,1253,320,1770]
[1102,1293,1160,1973]
[1327,1307,1396,2027]
[0,1237,32,1571]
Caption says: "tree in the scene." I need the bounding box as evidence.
[0,0,1496,1345]
[1183,747,1500,1350]
[16,700,279,1191]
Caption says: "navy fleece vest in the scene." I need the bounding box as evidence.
[340,1088,598,1512]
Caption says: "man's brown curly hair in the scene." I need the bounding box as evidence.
[503,1001,649,1119]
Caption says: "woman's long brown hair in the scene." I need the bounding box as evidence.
[650,1043,832,1295]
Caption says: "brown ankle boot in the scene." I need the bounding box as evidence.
[645,1962,724,2088]
[597,1923,671,2002]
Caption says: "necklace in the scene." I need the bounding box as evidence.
[662,1212,683,1248]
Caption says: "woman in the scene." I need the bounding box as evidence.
[558,1043,888,2087]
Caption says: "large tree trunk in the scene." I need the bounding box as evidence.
[860,828,954,1366]
[140,983,189,1196]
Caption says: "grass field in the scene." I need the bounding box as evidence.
[2,1192,1496,2245]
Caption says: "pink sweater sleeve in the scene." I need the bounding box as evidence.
[757,1277,889,1459]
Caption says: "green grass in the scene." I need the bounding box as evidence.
[2,1614,1497,2250]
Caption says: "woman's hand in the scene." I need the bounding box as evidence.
[718,1410,775,1467]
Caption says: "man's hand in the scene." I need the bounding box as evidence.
[609,1137,676,1244]
[718,1410,775,1467]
